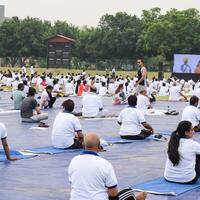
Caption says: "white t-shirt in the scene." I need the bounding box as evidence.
[118,107,146,135]
[22,66,26,74]
[181,105,200,127]
[12,80,20,91]
[82,93,103,117]
[159,86,169,96]
[194,88,200,97]
[0,123,7,139]
[99,87,108,96]
[169,86,181,101]
[53,83,61,92]
[164,138,200,183]
[65,83,74,95]
[6,77,13,87]
[108,83,115,94]
[68,151,118,200]
[51,112,82,148]
[30,65,34,74]
[136,94,150,112]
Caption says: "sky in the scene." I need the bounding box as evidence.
[1,0,200,27]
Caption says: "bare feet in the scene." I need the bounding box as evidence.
[136,192,147,200]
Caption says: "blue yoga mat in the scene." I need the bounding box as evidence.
[130,177,200,196]
[0,149,37,162]
[25,146,81,154]
[104,136,152,144]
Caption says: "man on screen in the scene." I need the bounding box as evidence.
[180,58,192,73]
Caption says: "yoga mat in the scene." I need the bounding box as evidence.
[130,177,200,196]
[29,127,48,130]
[104,136,152,144]
[23,146,81,154]
[0,149,37,162]
[103,134,168,144]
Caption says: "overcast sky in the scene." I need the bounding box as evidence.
[1,0,200,27]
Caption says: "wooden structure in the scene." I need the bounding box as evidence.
[47,34,75,68]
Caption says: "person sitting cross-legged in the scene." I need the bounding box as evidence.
[12,83,26,110]
[20,87,48,123]
[40,85,56,109]
[52,99,83,149]
[118,95,154,140]
[164,121,200,184]
[181,96,200,132]
[68,132,147,200]
[82,86,106,118]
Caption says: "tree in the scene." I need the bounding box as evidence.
[137,8,200,62]
[0,17,21,66]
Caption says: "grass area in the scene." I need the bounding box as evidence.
[0,67,172,79]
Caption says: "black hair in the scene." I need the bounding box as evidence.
[90,86,96,93]
[62,99,74,112]
[190,96,199,106]
[17,83,24,90]
[128,95,137,107]
[27,87,36,97]
[46,85,53,90]
[23,80,27,85]
[168,121,192,166]
[101,82,106,87]
[53,79,58,85]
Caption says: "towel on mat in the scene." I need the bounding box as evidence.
[0,149,37,162]
[130,177,200,196]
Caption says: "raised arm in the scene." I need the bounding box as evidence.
[2,138,18,161]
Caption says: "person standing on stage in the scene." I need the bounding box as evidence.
[135,59,147,94]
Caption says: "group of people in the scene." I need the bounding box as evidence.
[1,60,200,105]
[1,61,200,200]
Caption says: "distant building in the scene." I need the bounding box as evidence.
[0,5,5,23]
[47,34,75,68]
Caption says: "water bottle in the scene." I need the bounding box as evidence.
[167,106,170,112]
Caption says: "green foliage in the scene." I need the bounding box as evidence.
[1,8,200,69]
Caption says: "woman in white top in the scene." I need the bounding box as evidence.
[164,120,200,184]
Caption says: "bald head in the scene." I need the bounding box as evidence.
[84,133,100,150]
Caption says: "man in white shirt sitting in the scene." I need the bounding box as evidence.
[82,87,105,117]
[64,80,75,96]
[169,82,187,101]
[0,122,18,161]
[99,82,108,96]
[118,95,154,140]
[52,99,83,149]
[181,96,200,132]
[158,82,169,96]
[136,88,152,114]
[68,132,146,200]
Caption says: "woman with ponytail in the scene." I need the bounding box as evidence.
[164,120,200,184]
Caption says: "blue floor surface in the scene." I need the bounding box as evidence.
[1,92,200,200]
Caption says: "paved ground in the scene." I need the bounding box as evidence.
[0,91,200,200]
